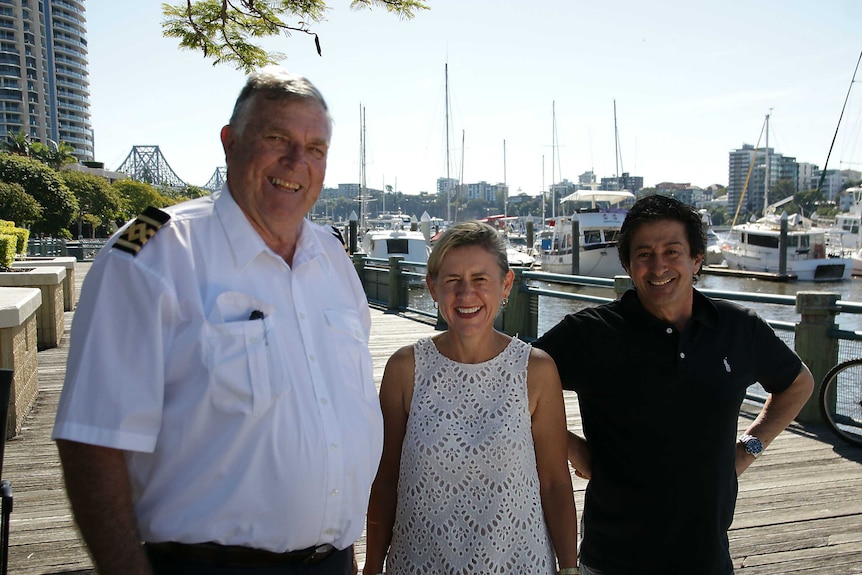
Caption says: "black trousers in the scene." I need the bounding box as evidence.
[145,544,355,575]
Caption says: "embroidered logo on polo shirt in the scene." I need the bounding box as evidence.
[723,357,732,373]
[113,206,171,256]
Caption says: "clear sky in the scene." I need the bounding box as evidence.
[84,0,862,197]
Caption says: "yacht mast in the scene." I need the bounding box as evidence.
[503,139,507,217]
[764,111,770,215]
[359,103,366,231]
[552,101,556,219]
[445,63,451,224]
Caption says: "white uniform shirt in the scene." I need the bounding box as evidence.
[53,188,383,552]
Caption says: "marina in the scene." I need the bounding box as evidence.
[2,261,861,574]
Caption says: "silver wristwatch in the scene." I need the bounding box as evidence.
[738,434,764,458]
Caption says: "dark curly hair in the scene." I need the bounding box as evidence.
[617,194,706,270]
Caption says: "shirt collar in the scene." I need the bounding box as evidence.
[214,185,327,271]
[620,287,720,331]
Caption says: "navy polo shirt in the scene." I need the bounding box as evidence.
[535,288,802,575]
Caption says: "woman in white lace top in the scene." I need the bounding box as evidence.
[363,221,579,575]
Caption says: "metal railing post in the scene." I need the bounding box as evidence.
[795,291,839,423]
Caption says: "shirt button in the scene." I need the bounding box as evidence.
[310,355,316,363]
[331,489,339,496]
[666,327,673,334]
[324,529,335,535]
[331,443,338,450]
[321,398,329,405]
[299,312,306,320]
[680,352,686,359]
[250,337,260,344]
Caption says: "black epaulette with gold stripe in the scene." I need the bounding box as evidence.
[330,225,347,252]
[113,206,171,256]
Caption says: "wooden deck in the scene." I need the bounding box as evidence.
[4,262,862,574]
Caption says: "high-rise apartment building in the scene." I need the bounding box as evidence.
[728,144,797,217]
[0,0,92,161]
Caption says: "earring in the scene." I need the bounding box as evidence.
[433,300,438,309]
[502,296,509,306]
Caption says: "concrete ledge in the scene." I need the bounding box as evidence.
[0,267,66,349]
[0,287,41,438]
[0,287,42,328]
[12,256,77,311]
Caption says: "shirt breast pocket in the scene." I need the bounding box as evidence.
[324,308,373,400]
[204,316,272,416]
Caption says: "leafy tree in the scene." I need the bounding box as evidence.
[0,181,42,226]
[113,180,172,221]
[770,179,796,204]
[2,130,31,156]
[60,171,124,238]
[160,184,210,201]
[0,153,78,236]
[31,140,78,170]
[794,189,825,218]
[162,0,429,71]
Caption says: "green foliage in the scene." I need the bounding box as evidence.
[2,130,30,156]
[113,180,172,221]
[31,141,78,170]
[794,188,826,218]
[0,181,44,228]
[0,153,78,236]
[161,184,210,201]
[162,0,429,71]
[5,226,29,254]
[0,234,15,268]
[60,170,124,236]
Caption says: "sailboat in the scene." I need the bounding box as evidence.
[721,113,852,281]
[357,103,430,282]
[539,101,635,277]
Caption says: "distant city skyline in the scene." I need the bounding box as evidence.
[85,1,862,195]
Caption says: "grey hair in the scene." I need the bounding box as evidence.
[228,65,332,135]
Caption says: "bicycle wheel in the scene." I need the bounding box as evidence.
[820,358,862,447]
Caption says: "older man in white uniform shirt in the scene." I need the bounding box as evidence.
[53,67,383,575]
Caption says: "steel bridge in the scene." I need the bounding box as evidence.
[116,145,225,192]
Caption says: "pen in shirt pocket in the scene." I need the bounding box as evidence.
[249,310,268,345]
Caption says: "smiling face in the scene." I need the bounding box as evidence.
[624,219,703,330]
[221,95,331,239]
[427,244,514,339]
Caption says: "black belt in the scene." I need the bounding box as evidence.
[144,541,337,566]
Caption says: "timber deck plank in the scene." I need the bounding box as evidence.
[2,261,861,574]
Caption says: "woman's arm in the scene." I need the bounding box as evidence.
[528,348,579,570]
[362,345,415,575]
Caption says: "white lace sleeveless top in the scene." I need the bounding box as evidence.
[385,337,555,574]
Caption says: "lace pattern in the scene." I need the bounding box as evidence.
[386,337,555,574]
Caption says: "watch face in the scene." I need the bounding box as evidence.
[743,436,763,455]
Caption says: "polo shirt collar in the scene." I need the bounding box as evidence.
[214,185,328,271]
[620,287,720,331]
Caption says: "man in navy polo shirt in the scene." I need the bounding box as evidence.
[535,194,814,575]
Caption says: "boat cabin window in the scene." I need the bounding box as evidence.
[605,230,620,242]
[841,220,859,234]
[746,234,779,249]
[584,231,602,244]
[386,239,409,254]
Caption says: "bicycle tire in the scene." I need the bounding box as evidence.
[820,358,862,447]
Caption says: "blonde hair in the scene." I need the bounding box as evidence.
[427,220,509,280]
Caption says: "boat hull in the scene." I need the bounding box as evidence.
[721,252,852,281]
[540,245,625,277]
